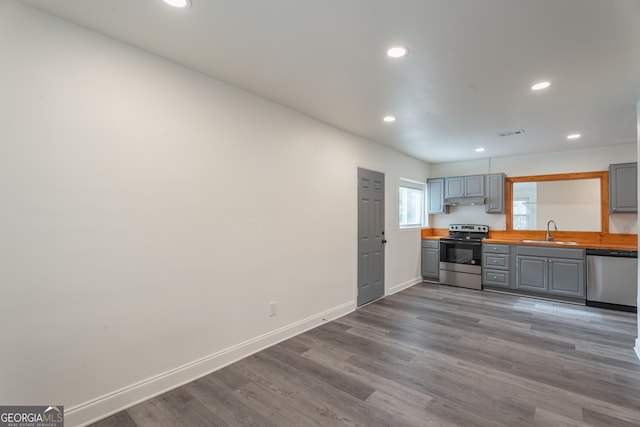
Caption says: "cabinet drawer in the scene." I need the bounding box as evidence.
[422,240,440,249]
[483,269,510,288]
[516,245,584,260]
[483,253,509,270]
[483,244,509,254]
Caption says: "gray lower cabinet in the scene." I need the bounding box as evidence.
[515,246,586,299]
[422,240,440,280]
[482,243,511,288]
[548,257,585,297]
[609,162,637,213]
[516,256,548,292]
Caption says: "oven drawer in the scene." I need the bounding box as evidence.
[483,253,509,270]
[483,269,510,288]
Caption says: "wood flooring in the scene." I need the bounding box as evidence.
[91,283,640,426]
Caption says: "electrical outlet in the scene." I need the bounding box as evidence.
[623,224,630,233]
[269,302,277,317]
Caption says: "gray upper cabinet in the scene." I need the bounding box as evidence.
[485,173,505,213]
[609,162,637,213]
[427,178,448,214]
[444,177,464,198]
[445,175,485,198]
[430,172,505,213]
[464,175,485,197]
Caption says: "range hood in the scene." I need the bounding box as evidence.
[443,196,486,206]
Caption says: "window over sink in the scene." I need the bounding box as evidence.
[506,171,607,233]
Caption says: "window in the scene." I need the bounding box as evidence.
[399,179,425,228]
[512,198,532,230]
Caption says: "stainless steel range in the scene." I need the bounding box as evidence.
[439,224,489,290]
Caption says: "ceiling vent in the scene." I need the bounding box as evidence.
[498,129,525,137]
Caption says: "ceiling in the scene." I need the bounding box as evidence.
[18,0,640,163]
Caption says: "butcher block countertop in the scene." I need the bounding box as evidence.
[421,228,637,251]
[481,238,637,251]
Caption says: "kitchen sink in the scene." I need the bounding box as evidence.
[520,239,579,245]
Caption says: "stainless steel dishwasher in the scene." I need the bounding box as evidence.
[586,248,637,312]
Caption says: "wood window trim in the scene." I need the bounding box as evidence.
[505,171,609,233]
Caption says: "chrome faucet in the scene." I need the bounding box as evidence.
[546,220,558,241]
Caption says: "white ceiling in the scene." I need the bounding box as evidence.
[18,0,640,163]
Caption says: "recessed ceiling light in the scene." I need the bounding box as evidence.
[531,81,551,91]
[475,147,485,153]
[163,0,191,8]
[567,133,581,140]
[383,115,396,123]
[386,46,408,58]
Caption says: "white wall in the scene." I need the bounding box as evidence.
[429,143,638,232]
[536,180,601,231]
[0,2,429,424]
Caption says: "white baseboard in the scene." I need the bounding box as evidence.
[388,277,422,295]
[635,338,640,361]
[67,301,354,427]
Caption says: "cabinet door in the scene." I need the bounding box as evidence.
[548,258,585,298]
[445,177,464,198]
[427,178,448,214]
[485,173,505,213]
[515,256,547,292]
[610,163,637,213]
[464,175,485,197]
[421,248,440,279]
